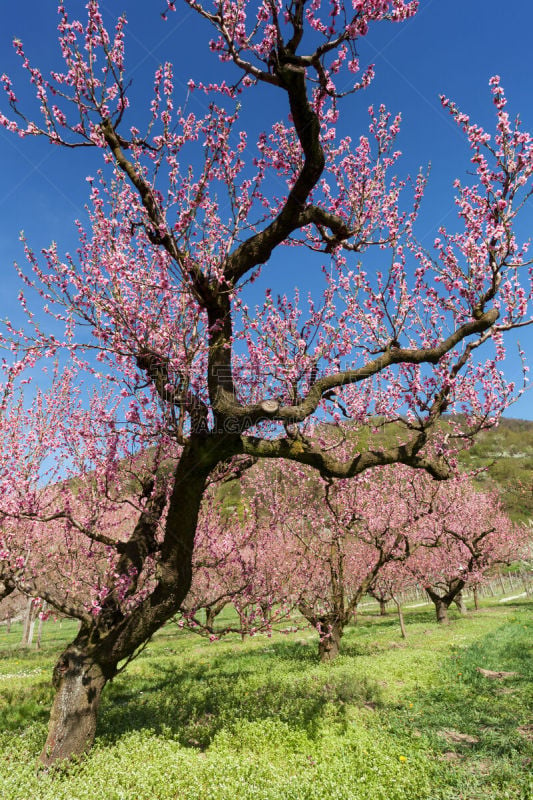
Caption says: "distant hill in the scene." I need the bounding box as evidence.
[457,417,533,523]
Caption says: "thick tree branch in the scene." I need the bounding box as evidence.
[136,349,209,433]
[238,432,451,481]
[225,63,325,284]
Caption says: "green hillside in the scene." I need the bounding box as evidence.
[459,417,533,523]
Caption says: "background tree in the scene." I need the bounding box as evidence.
[408,485,526,623]
[180,490,291,639]
[367,561,416,636]
[0,0,532,764]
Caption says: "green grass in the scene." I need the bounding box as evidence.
[0,602,532,800]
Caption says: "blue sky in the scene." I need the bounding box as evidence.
[1,0,532,419]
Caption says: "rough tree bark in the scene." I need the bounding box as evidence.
[41,639,109,765]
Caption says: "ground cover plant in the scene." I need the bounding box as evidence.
[0,599,531,800]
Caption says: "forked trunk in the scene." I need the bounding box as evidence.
[40,644,110,766]
[426,580,465,625]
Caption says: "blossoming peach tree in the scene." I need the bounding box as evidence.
[407,483,527,623]
[0,0,532,764]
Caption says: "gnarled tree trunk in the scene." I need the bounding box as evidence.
[454,591,467,614]
[298,603,346,662]
[433,596,450,624]
[40,642,110,766]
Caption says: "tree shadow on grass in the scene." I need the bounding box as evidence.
[99,640,382,749]
[99,606,465,750]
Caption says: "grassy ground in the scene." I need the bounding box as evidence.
[0,600,531,800]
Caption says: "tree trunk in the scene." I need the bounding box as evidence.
[379,598,387,616]
[37,440,221,765]
[392,596,406,639]
[433,598,450,624]
[40,643,109,766]
[259,601,272,624]
[205,605,221,630]
[27,612,37,647]
[36,602,47,649]
[21,597,37,646]
[473,586,479,611]
[317,618,343,662]
[454,592,467,614]
[426,579,465,625]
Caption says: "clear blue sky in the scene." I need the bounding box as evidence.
[1,1,532,419]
